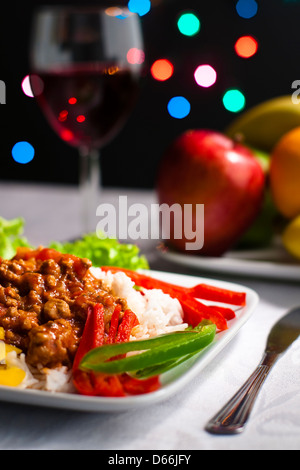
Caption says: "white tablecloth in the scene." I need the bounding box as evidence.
[0,181,299,450]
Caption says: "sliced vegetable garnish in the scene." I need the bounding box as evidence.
[133,351,199,379]
[72,303,150,397]
[0,335,25,387]
[79,321,216,377]
[0,329,23,363]
[189,284,246,306]
[72,303,105,372]
[100,266,246,306]
[0,341,5,363]
[0,367,26,387]
[100,266,246,331]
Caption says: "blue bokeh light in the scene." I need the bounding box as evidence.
[236,0,258,19]
[12,141,35,164]
[128,0,151,17]
[167,97,191,119]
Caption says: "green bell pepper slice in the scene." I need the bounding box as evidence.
[79,321,216,376]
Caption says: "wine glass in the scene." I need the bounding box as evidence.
[29,5,144,232]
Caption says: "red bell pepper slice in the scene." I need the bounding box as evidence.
[73,303,104,372]
[72,369,98,396]
[100,266,184,296]
[189,284,246,307]
[107,304,122,344]
[89,373,125,397]
[73,303,158,397]
[73,369,125,397]
[100,267,246,307]
[120,374,160,395]
[178,295,228,331]
[73,303,126,397]
[208,305,236,321]
[116,309,139,343]
[100,267,235,331]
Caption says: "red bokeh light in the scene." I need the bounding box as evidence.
[76,115,86,123]
[151,59,174,81]
[234,36,258,58]
[60,129,74,142]
[58,110,68,122]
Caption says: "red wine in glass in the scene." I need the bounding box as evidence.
[30,6,144,232]
[32,64,140,149]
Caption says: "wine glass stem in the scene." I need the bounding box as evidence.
[79,147,101,233]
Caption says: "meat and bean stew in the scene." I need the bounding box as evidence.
[0,247,126,369]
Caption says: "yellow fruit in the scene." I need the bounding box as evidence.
[282,215,300,259]
[226,96,300,152]
[270,127,300,218]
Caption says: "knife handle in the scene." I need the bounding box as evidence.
[205,352,278,435]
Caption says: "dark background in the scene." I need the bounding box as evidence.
[0,0,299,188]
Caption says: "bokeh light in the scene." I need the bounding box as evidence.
[127,48,145,65]
[236,0,258,19]
[177,12,200,37]
[235,35,258,58]
[27,75,44,97]
[223,89,246,113]
[128,0,151,17]
[105,7,125,17]
[167,96,191,119]
[194,65,217,88]
[77,115,86,123]
[58,110,68,122]
[151,59,174,81]
[60,129,74,142]
[68,97,77,105]
[12,142,35,164]
[21,76,34,98]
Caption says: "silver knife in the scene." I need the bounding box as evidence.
[205,306,300,435]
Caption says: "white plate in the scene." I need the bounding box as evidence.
[159,246,300,281]
[0,270,258,412]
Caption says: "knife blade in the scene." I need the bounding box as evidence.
[266,306,300,354]
[205,306,300,435]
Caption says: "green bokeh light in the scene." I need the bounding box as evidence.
[223,89,246,113]
[177,13,200,37]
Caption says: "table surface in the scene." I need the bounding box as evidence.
[0,181,299,451]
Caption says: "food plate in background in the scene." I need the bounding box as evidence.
[0,270,258,413]
[158,244,300,281]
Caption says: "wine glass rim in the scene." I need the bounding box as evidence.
[33,4,134,17]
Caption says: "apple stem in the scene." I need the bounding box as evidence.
[233,133,245,145]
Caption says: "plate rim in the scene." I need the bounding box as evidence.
[159,247,300,281]
[0,270,259,412]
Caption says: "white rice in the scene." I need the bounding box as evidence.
[91,268,188,340]
[3,268,188,393]
[5,350,75,393]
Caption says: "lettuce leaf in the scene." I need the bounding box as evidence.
[49,233,149,270]
[0,217,149,270]
[0,217,32,259]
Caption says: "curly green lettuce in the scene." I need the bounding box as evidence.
[49,233,149,270]
[0,217,149,270]
[0,217,32,259]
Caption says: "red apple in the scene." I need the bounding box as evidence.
[156,129,265,256]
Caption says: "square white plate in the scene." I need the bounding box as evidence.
[0,270,259,412]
